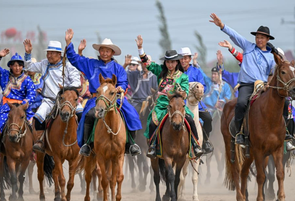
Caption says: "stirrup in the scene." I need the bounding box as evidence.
[32,140,45,153]
[79,144,91,157]
[146,146,156,159]
[286,141,295,151]
[129,144,141,156]
[235,133,245,148]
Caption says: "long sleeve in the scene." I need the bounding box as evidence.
[218,64,239,90]
[179,74,189,97]
[198,67,212,94]
[24,78,36,105]
[147,62,163,84]
[65,62,81,88]
[221,83,232,102]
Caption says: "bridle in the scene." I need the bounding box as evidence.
[7,119,27,143]
[189,82,204,102]
[167,97,186,129]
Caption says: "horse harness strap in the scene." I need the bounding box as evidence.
[7,120,28,143]
[268,67,295,96]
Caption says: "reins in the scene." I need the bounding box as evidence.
[7,120,28,143]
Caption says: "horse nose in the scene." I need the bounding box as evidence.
[172,122,182,131]
[96,107,105,119]
[61,111,70,121]
[9,135,18,142]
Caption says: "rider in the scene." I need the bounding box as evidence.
[138,48,203,158]
[210,13,276,145]
[178,47,214,154]
[0,49,35,138]
[23,40,81,153]
[65,28,142,157]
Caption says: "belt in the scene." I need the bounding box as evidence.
[2,96,23,105]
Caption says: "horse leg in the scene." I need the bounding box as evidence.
[52,158,64,201]
[115,155,124,201]
[138,154,148,192]
[97,157,109,201]
[0,155,6,201]
[174,158,186,201]
[265,156,276,200]
[36,153,46,201]
[66,159,78,201]
[28,159,37,194]
[79,172,86,194]
[149,166,154,193]
[205,154,212,185]
[177,158,189,201]
[96,165,103,200]
[216,150,224,182]
[17,158,30,201]
[272,149,286,201]
[151,158,161,201]
[84,158,93,201]
[163,159,175,201]
[6,158,17,201]
[127,155,136,190]
[240,157,254,201]
[254,153,267,201]
[192,159,201,201]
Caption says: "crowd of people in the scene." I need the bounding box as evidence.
[0,12,295,161]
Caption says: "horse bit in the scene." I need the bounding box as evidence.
[7,120,27,143]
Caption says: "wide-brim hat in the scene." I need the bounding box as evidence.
[179,47,192,56]
[92,38,121,56]
[251,26,275,40]
[159,50,183,60]
[44,41,63,52]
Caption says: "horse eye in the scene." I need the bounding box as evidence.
[110,91,115,95]
[183,105,185,108]
[281,71,286,75]
[21,116,25,119]
[167,105,171,109]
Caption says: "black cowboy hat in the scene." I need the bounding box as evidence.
[250,26,275,40]
[159,50,183,61]
[211,67,219,73]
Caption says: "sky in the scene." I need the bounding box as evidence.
[1,0,295,66]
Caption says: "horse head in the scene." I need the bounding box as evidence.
[139,88,158,118]
[167,90,186,131]
[6,102,28,143]
[271,52,295,99]
[57,85,79,122]
[188,82,204,105]
[95,74,118,119]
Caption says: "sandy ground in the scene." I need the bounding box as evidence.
[2,153,295,201]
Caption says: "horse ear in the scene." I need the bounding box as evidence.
[58,83,63,90]
[151,88,156,94]
[291,60,295,67]
[167,92,174,100]
[179,91,187,99]
[22,102,29,110]
[273,52,283,66]
[112,74,117,86]
[7,102,14,109]
[99,74,105,85]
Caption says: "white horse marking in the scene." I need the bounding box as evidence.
[290,66,295,76]
[103,85,108,93]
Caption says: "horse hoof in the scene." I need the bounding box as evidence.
[162,194,170,201]
[54,197,61,201]
[266,191,275,200]
[17,197,24,201]
[138,184,146,192]
[9,195,17,201]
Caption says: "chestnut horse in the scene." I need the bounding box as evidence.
[221,52,295,201]
[36,87,80,201]
[151,90,189,201]
[178,82,204,201]
[82,74,126,201]
[0,102,33,201]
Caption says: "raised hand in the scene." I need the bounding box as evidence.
[0,48,9,57]
[218,40,232,50]
[78,39,87,56]
[23,39,33,54]
[192,52,199,67]
[209,13,224,29]
[216,50,223,65]
[135,35,143,49]
[65,29,74,46]
[123,54,132,69]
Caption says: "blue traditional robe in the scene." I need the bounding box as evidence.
[0,67,36,131]
[66,43,142,147]
[30,73,44,110]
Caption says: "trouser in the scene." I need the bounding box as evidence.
[199,111,212,141]
[83,108,96,145]
[33,117,46,143]
[235,83,254,132]
[283,98,294,136]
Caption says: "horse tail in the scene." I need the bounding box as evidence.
[43,154,54,186]
[76,154,85,174]
[1,156,11,189]
[158,159,167,183]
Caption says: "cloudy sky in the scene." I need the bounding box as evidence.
[1,0,295,65]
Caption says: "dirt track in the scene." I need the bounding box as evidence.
[3,154,295,201]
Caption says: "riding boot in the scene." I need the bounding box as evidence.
[146,121,157,159]
[234,119,245,147]
[285,133,293,141]
[32,118,46,153]
[185,114,204,157]
[286,141,295,151]
[126,131,141,156]
[79,123,93,157]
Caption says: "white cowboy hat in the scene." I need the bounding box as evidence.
[92,38,121,56]
[179,47,192,56]
[44,41,63,52]
[130,56,140,65]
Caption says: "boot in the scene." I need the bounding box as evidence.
[146,134,157,159]
[128,131,141,156]
[192,141,203,158]
[32,131,45,153]
[235,133,245,148]
[79,124,93,157]
[203,140,214,154]
[286,141,295,151]
[285,133,294,141]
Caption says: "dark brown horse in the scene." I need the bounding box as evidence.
[0,102,33,201]
[82,74,126,201]
[36,87,80,201]
[151,90,189,201]
[221,52,295,201]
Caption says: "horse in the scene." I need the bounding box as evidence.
[178,82,204,201]
[82,74,126,201]
[0,102,33,201]
[151,90,190,201]
[204,109,225,184]
[35,86,80,201]
[220,52,295,201]
[127,88,157,192]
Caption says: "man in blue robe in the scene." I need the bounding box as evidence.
[65,29,142,156]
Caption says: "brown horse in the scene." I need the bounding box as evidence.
[221,52,295,201]
[0,102,33,201]
[82,74,126,201]
[36,87,80,201]
[151,90,189,201]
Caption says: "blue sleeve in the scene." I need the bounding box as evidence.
[222,24,253,52]
[195,68,207,93]
[24,78,36,104]
[198,67,211,94]
[221,83,232,101]
[66,42,94,79]
[24,53,31,61]
[116,65,128,91]
[222,70,239,89]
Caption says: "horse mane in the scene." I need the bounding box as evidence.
[102,78,115,85]
[58,86,79,97]
[170,92,185,100]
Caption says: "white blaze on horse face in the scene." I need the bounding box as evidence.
[103,85,108,93]
[289,66,295,76]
